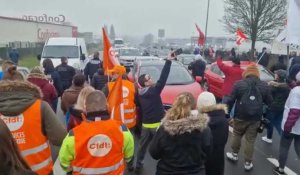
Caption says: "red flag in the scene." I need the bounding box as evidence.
[107,76,124,122]
[102,28,120,74]
[236,28,247,45]
[195,24,205,46]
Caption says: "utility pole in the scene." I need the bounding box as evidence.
[204,0,211,47]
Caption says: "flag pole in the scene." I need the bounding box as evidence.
[204,0,210,48]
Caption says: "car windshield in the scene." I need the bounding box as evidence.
[139,64,194,85]
[118,49,140,56]
[42,46,79,58]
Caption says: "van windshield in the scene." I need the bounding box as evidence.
[42,46,79,58]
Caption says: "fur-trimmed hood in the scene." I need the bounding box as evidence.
[268,81,288,88]
[0,80,42,116]
[199,104,228,114]
[161,110,209,136]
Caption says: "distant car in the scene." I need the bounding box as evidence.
[177,54,196,68]
[0,66,30,79]
[128,60,204,109]
[204,61,274,98]
[116,47,141,68]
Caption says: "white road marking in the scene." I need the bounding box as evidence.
[267,158,297,175]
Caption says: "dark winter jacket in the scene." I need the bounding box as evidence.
[200,104,228,175]
[188,59,206,77]
[67,106,83,131]
[61,85,84,114]
[258,52,269,68]
[149,112,211,175]
[268,81,290,112]
[91,69,108,90]
[289,63,300,81]
[55,63,76,91]
[230,76,273,121]
[44,68,64,97]
[271,62,287,73]
[138,60,172,124]
[27,73,58,109]
[0,81,67,147]
[216,58,243,96]
[84,58,102,81]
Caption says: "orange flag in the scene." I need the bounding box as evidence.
[107,76,124,123]
[102,27,120,74]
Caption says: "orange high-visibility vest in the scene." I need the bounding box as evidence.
[0,99,53,175]
[72,120,125,175]
[108,79,136,128]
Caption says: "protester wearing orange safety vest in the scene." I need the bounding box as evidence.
[102,65,137,129]
[0,80,67,175]
[59,90,134,175]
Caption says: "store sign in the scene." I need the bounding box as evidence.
[22,14,66,24]
[37,28,60,42]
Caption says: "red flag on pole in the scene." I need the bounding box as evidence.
[236,28,247,45]
[107,75,124,123]
[195,24,205,46]
[102,28,120,74]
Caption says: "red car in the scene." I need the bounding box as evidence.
[204,61,274,99]
[128,59,204,109]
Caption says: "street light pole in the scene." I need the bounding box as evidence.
[204,0,210,47]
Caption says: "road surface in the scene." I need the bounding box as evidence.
[52,100,300,175]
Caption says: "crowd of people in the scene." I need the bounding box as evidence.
[0,48,299,175]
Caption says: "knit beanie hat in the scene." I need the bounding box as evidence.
[197,92,216,111]
[242,64,260,79]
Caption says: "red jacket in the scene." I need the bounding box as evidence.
[27,74,57,107]
[217,58,243,96]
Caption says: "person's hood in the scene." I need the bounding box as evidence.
[138,86,150,96]
[27,73,49,87]
[268,81,289,88]
[69,105,83,118]
[64,85,83,93]
[0,80,42,116]
[161,111,209,136]
[199,104,228,114]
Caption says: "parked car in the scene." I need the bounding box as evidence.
[116,47,142,68]
[204,61,274,98]
[0,66,30,79]
[128,60,204,109]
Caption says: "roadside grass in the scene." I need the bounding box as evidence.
[19,55,39,69]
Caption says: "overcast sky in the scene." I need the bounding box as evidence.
[0,0,227,38]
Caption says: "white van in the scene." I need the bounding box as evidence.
[40,37,88,70]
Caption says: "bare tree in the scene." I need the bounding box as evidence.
[223,0,287,59]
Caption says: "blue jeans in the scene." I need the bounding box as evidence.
[265,110,283,139]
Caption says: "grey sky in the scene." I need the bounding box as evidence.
[0,0,227,38]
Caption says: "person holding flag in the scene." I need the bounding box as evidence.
[134,51,175,173]
[102,65,137,131]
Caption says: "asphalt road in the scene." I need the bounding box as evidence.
[52,100,300,175]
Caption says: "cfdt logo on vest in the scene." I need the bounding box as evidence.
[88,134,112,157]
[0,114,24,131]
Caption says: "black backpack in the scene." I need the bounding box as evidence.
[237,81,263,118]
